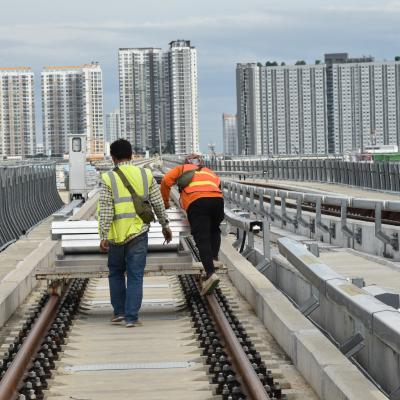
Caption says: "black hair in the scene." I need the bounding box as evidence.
[110,139,132,160]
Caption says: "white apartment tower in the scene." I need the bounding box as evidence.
[42,63,104,156]
[237,54,400,156]
[118,48,164,153]
[118,40,199,155]
[330,60,400,153]
[169,40,199,155]
[262,64,327,155]
[222,113,238,155]
[0,67,36,158]
[236,63,328,155]
[105,108,121,145]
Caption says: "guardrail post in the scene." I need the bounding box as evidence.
[279,191,298,228]
[340,199,362,247]
[375,202,399,252]
[262,218,271,261]
[315,197,336,241]
[295,195,314,233]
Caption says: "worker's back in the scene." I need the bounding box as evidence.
[161,163,222,210]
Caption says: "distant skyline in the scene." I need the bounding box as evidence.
[1,0,400,152]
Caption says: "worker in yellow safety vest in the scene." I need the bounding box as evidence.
[161,153,224,295]
[98,139,172,327]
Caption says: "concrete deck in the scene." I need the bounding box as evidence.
[219,236,386,400]
[319,249,400,292]
[245,178,400,201]
[0,219,52,281]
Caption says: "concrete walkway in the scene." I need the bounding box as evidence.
[319,249,400,292]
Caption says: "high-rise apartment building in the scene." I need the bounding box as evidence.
[222,113,238,155]
[237,54,400,155]
[118,40,199,155]
[105,108,121,144]
[118,48,164,152]
[263,64,327,155]
[326,54,400,153]
[42,63,104,156]
[236,64,262,155]
[168,40,199,155]
[0,67,36,158]
[236,63,327,155]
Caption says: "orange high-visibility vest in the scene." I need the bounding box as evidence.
[182,164,222,194]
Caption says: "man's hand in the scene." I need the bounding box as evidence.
[162,227,173,244]
[164,201,170,210]
[100,239,109,253]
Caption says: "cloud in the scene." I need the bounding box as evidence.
[1,0,400,152]
[0,12,287,49]
[322,1,400,13]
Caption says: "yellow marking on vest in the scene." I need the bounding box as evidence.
[188,181,219,188]
[194,170,217,179]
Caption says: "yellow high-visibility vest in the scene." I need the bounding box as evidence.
[100,165,153,244]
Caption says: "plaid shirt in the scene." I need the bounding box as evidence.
[98,161,169,244]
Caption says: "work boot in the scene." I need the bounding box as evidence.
[201,273,220,296]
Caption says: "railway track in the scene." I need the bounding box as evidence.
[0,251,318,399]
[0,275,318,400]
[237,181,400,226]
[0,164,319,399]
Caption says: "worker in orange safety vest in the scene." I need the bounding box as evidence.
[161,153,224,295]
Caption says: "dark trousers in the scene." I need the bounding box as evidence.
[187,197,224,276]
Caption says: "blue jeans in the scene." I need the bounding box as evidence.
[107,233,148,323]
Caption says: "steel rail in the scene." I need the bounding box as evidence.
[0,292,62,400]
[206,294,271,400]
[169,179,272,398]
[182,233,271,399]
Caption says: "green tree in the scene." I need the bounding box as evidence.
[315,59,321,65]
[295,60,306,65]
[395,56,400,61]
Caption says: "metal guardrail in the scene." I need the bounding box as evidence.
[277,237,400,398]
[222,180,400,255]
[205,159,400,192]
[0,163,64,250]
[220,200,400,396]
[224,207,271,272]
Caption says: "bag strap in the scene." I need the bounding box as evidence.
[181,164,202,174]
[113,166,142,202]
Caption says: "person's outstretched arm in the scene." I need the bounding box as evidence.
[148,178,172,243]
[160,165,183,208]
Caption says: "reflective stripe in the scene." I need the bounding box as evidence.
[188,181,219,188]
[113,212,137,220]
[140,168,149,200]
[194,170,217,179]
[107,172,131,203]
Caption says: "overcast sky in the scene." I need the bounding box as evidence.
[2,0,400,152]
